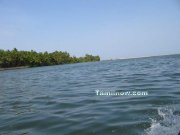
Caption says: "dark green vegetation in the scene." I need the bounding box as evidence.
[0,48,100,68]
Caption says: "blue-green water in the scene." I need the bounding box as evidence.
[0,55,180,135]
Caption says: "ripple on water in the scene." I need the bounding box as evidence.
[0,55,180,135]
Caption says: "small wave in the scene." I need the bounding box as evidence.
[145,107,180,135]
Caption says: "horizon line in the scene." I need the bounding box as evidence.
[103,53,180,61]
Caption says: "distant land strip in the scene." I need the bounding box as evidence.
[0,48,100,69]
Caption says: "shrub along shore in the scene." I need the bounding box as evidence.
[0,48,100,69]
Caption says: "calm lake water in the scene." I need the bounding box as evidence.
[0,55,180,135]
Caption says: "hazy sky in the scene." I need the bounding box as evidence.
[0,0,180,60]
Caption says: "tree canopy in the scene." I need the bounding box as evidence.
[0,48,100,68]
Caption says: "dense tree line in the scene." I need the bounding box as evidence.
[0,48,100,68]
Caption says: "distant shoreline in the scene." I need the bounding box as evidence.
[0,66,29,71]
[0,48,100,69]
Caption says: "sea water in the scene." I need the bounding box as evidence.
[0,55,180,135]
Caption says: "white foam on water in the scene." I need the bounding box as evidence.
[145,107,180,135]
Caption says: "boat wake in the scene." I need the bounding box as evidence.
[145,107,180,135]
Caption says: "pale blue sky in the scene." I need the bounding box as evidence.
[0,0,180,60]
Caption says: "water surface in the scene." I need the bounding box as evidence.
[0,55,180,135]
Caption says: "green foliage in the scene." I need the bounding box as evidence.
[0,48,100,68]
